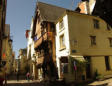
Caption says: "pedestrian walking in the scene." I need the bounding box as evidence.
[0,77,4,86]
[26,72,30,81]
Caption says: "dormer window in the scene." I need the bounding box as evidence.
[93,19,99,29]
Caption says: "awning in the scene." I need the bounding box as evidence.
[70,55,85,62]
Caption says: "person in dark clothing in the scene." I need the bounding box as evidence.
[0,78,4,86]
[16,72,19,81]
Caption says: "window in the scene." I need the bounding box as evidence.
[90,36,96,46]
[59,20,64,30]
[109,38,112,47]
[105,56,111,70]
[60,34,65,49]
[93,19,99,29]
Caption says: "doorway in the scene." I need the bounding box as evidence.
[84,56,91,79]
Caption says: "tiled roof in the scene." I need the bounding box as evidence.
[92,0,112,27]
[37,2,67,22]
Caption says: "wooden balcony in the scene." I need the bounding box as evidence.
[34,32,53,49]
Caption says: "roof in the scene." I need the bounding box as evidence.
[92,0,112,27]
[37,2,67,22]
[55,10,102,24]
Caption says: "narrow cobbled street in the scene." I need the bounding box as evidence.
[1,0,112,86]
[5,74,66,86]
[7,80,43,86]
[6,80,66,86]
[6,78,112,86]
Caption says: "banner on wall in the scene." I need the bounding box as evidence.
[74,61,77,71]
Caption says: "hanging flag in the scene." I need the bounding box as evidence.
[34,36,38,42]
[2,53,6,59]
[74,61,77,71]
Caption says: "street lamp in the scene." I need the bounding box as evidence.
[8,38,13,45]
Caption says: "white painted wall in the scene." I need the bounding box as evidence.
[27,18,35,60]
[56,15,70,78]
[56,10,112,80]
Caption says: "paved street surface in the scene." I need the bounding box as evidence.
[7,80,46,86]
[88,78,112,86]
[6,78,112,86]
[6,80,65,86]
[6,75,65,86]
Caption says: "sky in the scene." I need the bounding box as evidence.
[6,0,81,58]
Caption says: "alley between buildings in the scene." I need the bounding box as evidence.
[1,0,112,86]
